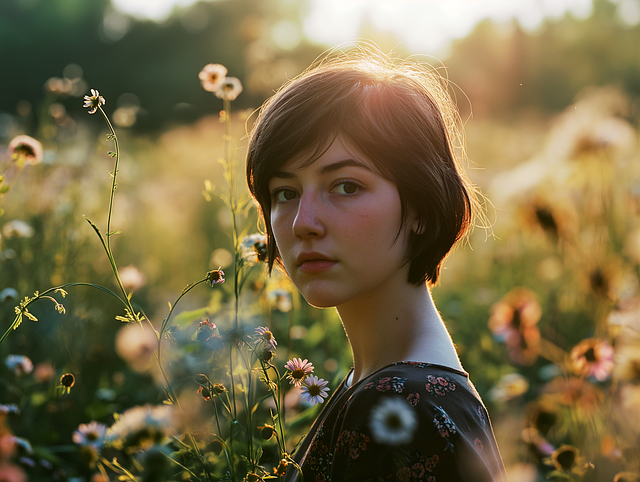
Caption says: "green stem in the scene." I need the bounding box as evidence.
[238,347,255,469]
[1,282,126,345]
[259,360,286,453]
[151,276,212,480]
[99,106,119,254]
[161,449,204,481]
[213,397,236,481]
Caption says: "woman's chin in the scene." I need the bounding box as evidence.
[298,289,345,309]
[301,295,337,309]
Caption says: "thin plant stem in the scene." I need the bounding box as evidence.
[238,346,255,468]
[212,397,229,463]
[161,451,203,482]
[99,106,119,253]
[1,282,126,345]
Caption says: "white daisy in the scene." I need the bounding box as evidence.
[198,63,228,93]
[215,76,243,101]
[2,220,34,239]
[83,88,105,114]
[106,405,177,446]
[301,375,329,405]
[5,355,33,376]
[369,397,418,445]
[72,421,107,448]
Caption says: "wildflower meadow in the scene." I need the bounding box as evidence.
[2,2,640,481]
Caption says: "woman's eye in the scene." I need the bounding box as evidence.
[274,189,298,202]
[332,182,360,195]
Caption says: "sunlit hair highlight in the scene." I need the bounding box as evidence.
[246,43,484,285]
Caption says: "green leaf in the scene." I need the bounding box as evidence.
[24,311,38,322]
[171,307,210,328]
[13,314,23,330]
[546,470,573,481]
[108,151,117,157]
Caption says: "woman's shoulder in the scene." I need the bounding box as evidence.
[321,362,507,481]
[350,361,472,399]
[341,362,486,423]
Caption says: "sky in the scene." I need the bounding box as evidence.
[111,0,596,53]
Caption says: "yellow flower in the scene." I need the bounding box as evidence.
[614,343,640,383]
[257,424,275,440]
[60,373,75,394]
[273,459,289,476]
[548,445,592,475]
[489,373,529,402]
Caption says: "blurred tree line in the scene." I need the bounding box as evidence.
[0,0,639,133]
[0,0,322,132]
[446,0,640,120]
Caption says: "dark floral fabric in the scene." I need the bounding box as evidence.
[286,362,507,482]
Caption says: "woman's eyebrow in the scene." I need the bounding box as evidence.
[270,170,295,180]
[271,158,371,180]
[318,158,371,174]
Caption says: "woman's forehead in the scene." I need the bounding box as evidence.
[278,135,377,174]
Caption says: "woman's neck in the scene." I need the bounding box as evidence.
[336,273,463,385]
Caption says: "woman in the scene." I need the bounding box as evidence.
[246,46,507,482]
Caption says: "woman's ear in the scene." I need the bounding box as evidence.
[412,219,425,235]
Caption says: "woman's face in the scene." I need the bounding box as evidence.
[267,136,413,309]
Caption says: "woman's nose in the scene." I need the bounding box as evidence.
[292,194,325,239]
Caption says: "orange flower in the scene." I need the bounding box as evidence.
[489,287,542,365]
[544,377,602,411]
[273,459,289,476]
[570,338,614,381]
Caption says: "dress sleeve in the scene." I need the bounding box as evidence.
[326,371,506,482]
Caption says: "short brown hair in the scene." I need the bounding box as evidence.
[246,45,479,285]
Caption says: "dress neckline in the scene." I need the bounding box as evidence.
[343,360,469,389]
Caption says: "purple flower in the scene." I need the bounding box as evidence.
[255,326,277,349]
[301,375,329,405]
[284,358,314,387]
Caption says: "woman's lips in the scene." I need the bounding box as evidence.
[297,260,337,273]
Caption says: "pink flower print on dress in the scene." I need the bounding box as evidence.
[425,374,456,397]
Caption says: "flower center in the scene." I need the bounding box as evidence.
[584,347,597,362]
[291,369,305,379]
[87,432,99,441]
[385,414,402,430]
[308,385,321,397]
[16,145,36,157]
[556,449,577,470]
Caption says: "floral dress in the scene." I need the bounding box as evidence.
[286,362,507,482]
